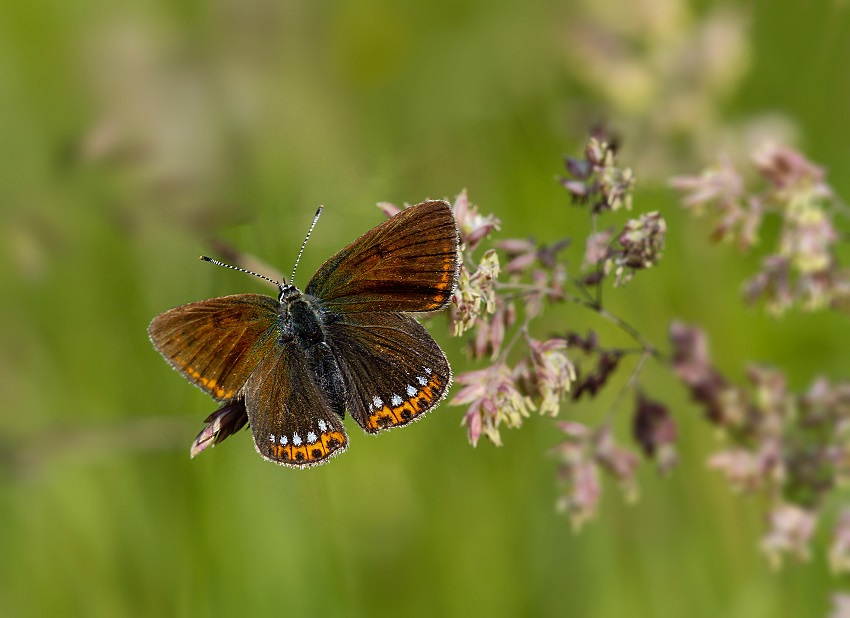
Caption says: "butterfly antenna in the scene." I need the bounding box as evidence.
[199,256,284,290]
[290,206,322,286]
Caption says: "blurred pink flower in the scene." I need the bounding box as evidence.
[669,321,730,424]
[594,426,640,501]
[450,249,500,336]
[610,212,666,286]
[376,201,402,218]
[552,422,639,527]
[669,155,744,213]
[453,363,532,447]
[561,135,634,213]
[452,189,501,250]
[190,399,248,459]
[830,594,850,618]
[633,392,678,474]
[752,142,830,197]
[583,229,614,269]
[516,338,575,415]
[830,510,850,574]
[761,504,816,568]
[552,422,601,529]
[497,238,537,274]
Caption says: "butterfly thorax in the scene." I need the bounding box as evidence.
[280,293,324,347]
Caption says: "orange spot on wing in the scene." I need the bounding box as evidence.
[425,255,456,308]
[322,431,346,452]
[365,374,446,431]
[270,430,347,466]
[213,387,235,399]
[290,444,309,463]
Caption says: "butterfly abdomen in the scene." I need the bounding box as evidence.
[304,342,347,419]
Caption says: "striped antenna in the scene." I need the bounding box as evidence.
[290,206,323,286]
[199,255,284,290]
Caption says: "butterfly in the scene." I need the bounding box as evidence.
[148,200,459,468]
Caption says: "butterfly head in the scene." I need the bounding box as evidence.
[278,282,302,303]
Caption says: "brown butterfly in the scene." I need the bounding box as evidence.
[149,200,459,467]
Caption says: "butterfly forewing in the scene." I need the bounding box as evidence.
[305,200,459,313]
[245,341,349,467]
[148,294,279,401]
[324,312,452,433]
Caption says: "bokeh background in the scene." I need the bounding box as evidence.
[3,1,850,616]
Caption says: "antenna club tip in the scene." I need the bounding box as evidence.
[200,255,212,262]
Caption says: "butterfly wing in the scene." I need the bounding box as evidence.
[151,201,457,465]
[324,312,451,433]
[244,341,349,467]
[305,200,459,313]
[148,294,280,401]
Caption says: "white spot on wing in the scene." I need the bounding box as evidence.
[270,434,276,443]
[293,432,302,446]
[373,396,383,409]
[280,435,288,445]
[318,419,327,432]
[391,394,403,407]
[417,375,427,386]
[424,367,432,374]
[406,384,416,397]
[307,431,317,443]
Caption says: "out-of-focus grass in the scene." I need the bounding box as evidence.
[2,1,850,616]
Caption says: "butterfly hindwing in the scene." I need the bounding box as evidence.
[244,340,349,467]
[324,312,452,433]
[148,294,280,401]
[305,200,459,314]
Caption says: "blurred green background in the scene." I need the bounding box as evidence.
[3,0,850,616]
